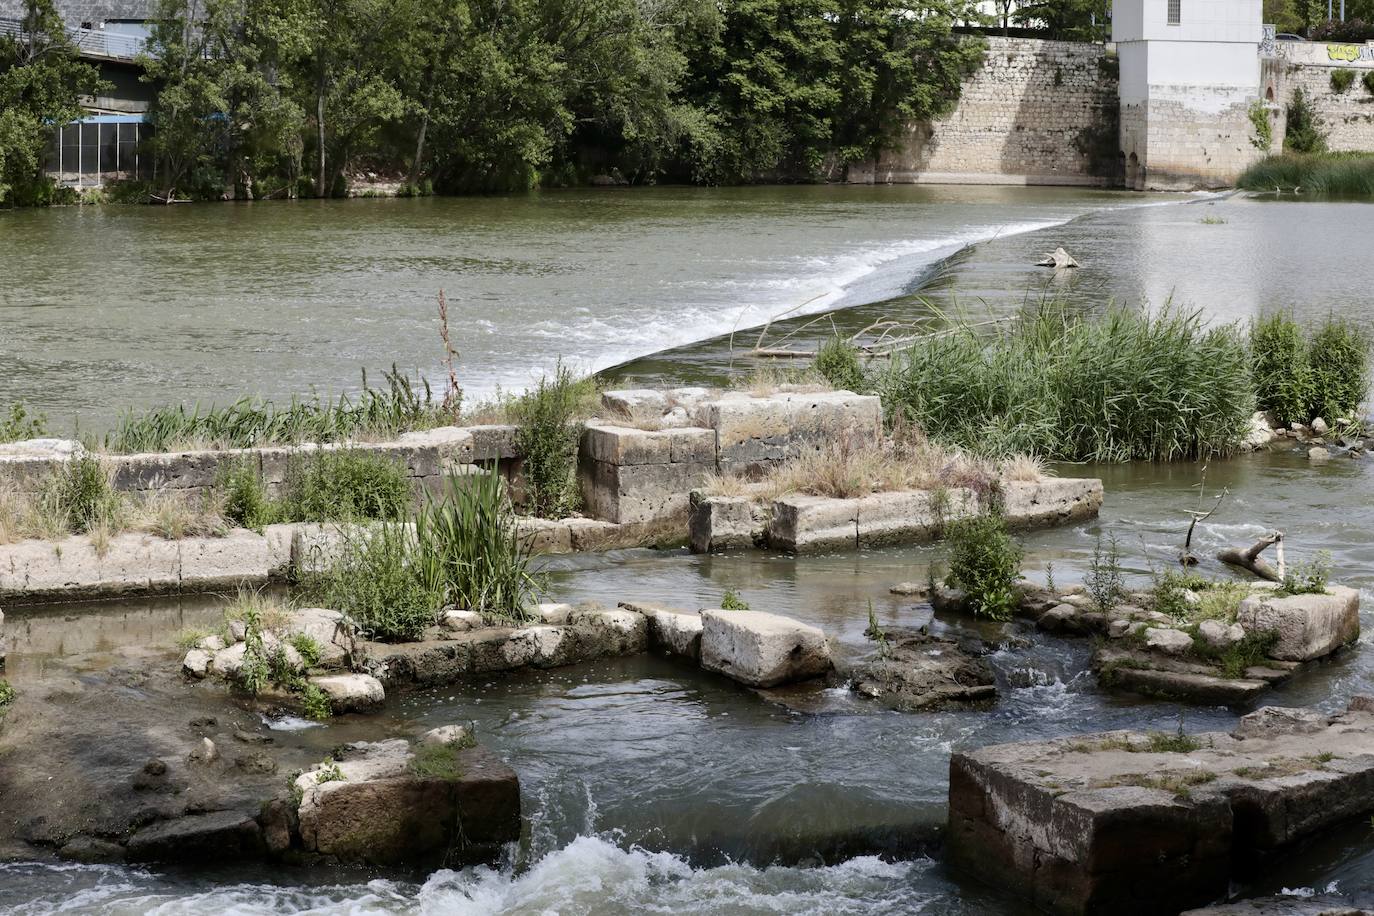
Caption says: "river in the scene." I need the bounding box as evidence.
[2,188,1373,913]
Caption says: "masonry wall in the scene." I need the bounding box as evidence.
[1275,43,1374,152]
[849,37,1121,187]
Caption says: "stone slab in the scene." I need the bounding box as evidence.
[699,609,832,687]
[1236,587,1360,662]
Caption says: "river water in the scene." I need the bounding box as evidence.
[3,188,1374,913]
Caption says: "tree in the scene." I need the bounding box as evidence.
[0,0,104,206]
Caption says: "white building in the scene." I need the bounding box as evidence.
[1113,0,1266,189]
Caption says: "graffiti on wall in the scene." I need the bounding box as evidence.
[1327,44,1374,64]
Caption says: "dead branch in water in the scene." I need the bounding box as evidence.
[1218,531,1284,582]
[437,289,462,420]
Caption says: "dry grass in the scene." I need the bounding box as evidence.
[701,425,1044,502]
[0,480,228,545]
[730,363,834,397]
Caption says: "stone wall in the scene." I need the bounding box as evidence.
[1275,51,1374,152]
[849,37,1120,187]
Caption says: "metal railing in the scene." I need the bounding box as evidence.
[0,17,148,61]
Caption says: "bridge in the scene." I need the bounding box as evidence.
[0,15,148,62]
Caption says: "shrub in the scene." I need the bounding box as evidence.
[1365,70,1374,96]
[1151,570,1209,621]
[944,512,1023,621]
[720,588,750,610]
[414,471,542,623]
[0,403,47,443]
[879,305,1253,462]
[1251,313,1313,426]
[290,634,323,668]
[298,522,443,642]
[1191,627,1280,678]
[813,336,866,392]
[0,679,15,714]
[1248,100,1273,151]
[1312,18,1374,42]
[1307,318,1370,422]
[219,461,277,529]
[281,450,411,523]
[49,456,119,534]
[301,683,332,720]
[1285,88,1327,154]
[1331,68,1356,93]
[511,365,596,519]
[238,603,271,695]
[1087,531,1127,613]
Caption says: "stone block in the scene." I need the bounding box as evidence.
[628,603,703,660]
[701,391,881,475]
[516,517,573,555]
[579,457,710,524]
[0,438,82,491]
[699,609,832,687]
[582,424,711,466]
[1236,587,1360,662]
[766,494,857,553]
[262,523,298,576]
[566,517,624,552]
[0,534,181,600]
[109,449,240,494]
[689,492,766,553]
[309,673,385,712]
[855,488,977,547]
[466,425,520,461]
[1001,478,1103,529]
[125,810,265,863]
[177,530,272,590]
[567,606,649,655]
[284,607,353,667]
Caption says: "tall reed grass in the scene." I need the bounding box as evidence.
[1237,152,1374,196]
[105,367,445,453]
[1252,312,1370,425]
[879,306,1254,462]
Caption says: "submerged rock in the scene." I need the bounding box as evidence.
[848,630,996,711]
[1182,898,1371,916]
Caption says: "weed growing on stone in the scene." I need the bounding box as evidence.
[1145,728,1201,754]
[1044,561,1056,593]
[1192,581,1250,624]
[0,402,47,443]
[720,588,750,610]
[511,364,596,519]
[0,679,15,715]
[1086,532,1126,614]
[1149,569,1211,621]
[410,741,473,781]
[944,512,1022,621]
[1199,215,1227,225]
[50,456,119,535]
[813,336,867,393]
[175,628,210,651]
[219,461,277,529]
[239,604,270,696]
[280,449,411,523]
[301,684,332,721]
[1332,67,1356,93]
[300,522,443,642]
[316,759,345,783]
[291,634,323,668]
[1189,628,1280,678]
[1278,552,1332,596]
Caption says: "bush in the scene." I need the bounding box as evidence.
[281,450,411,523]
[219,461,277,529]
[414,471,542,623]
[720,588,750,610]
[1307,318,1370,421]
[1285,88,1327,154]
[0,403,47,443]
[1331,68,1356,93]
[1086,531,1126,613]
[0,679,15,714]
[50,456,118,534]
[1312,18,1374,42]
[1278,551,1331,596]
[298,521,443,642]
[813,336,867,392]
[944,512,1023,621]
[1251,313,1313,426]
[879,305,1253,462]
[511,365,596,519]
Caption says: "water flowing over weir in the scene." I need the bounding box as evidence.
[4,191,1374,913]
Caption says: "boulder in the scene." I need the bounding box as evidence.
[1145,627,1194,655]
[1197,619,1245,650]
[182,649,212,679]
[1243,411,1278,450]
[310,674,385,713]
[534,603,572,625]
[567,606,649,655]
[699,609,832,688]
[850,632,995,710]
[125,810,265,863]
[211,642,247,678]
[187,737,219,765]
[442,609,483,632]
[1182,897,1370,916]
[283,607,353,667]
[1309,446,1331,463]
[1037,604,1079,633]
[419,725,471,748]
[294,739,520,867]
[1236,586,1360,661]
[1312,417,1330,436]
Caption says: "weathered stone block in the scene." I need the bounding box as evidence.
[701,391,882,475]
[855,488,977,547]
[689,491,766,553]
[310,673,385,712]
[579,456,710,524]
[625,602,703,660]
[516,517,573,555]
[109,449,239,494]
[0,534,181,599]
[766,494,857,553]
[1236,587,1360,662]
[1001,478,1104,529]
[582,424,712,466]
[699,609,832,687]
[178,529,272,590]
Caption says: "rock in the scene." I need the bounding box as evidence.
[1231,705,1331,739]
[1182,897,1372,916]
[930,585,968,613]
[567,606,649,655]
[534,603,572,625]
[1197,619,1245,650]
[1037,604,1079,633]
[283,607,353,667]
[1145,626,1194,655]
[1035,246,1079,268]
[500,625,573,668]
[182,649,212,679]
[1236,586,1360,661]
[1312,417,1329,436]
[196,634,226,653]
[294,739,520,867]
[309,674,385,713]
[58,835,127,863]
[849,632,996,710]
[228,620,247,642]
[419,725,471,748]
[188,737,219,765]
[889,581,928,597]
[690,492,767,553]
[1243,411,1278,450]
[125,810,265,862]
[640,605,704,660]
[258,798,294,855]
[234,751,278,774]
[1308,446,1331,463]
[699,609,832,688]
[442,609,484,632]
[1107,619,1143,639]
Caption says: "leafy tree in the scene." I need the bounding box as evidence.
[0,0,104,206]
[1012,0,1108,40]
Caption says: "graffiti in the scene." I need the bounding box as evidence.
[1327,43,1374,63]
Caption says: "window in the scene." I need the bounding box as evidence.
[1168,0,1180,24]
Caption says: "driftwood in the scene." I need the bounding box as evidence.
[1179,488,1227,566]
[1218,532,1284,582]
[1035,247,1080,269]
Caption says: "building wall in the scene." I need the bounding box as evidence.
[849,37,1121,187]
[1275,42,1374,152]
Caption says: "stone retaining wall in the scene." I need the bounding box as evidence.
[849,37,1120,187]
[691,477,1104,554]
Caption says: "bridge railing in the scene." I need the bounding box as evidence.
[0,17,149,61]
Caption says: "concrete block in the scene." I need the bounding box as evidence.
[579,457,710,524]
[699,609,832,687]
[689,492,766,553]
[1001,477,1103,529]
[1236,587,1361,662]
[766,494,857,553]
[855,488,977,547]
[515,517,573,555]
[178,530,272,590]
[0,534,181,599]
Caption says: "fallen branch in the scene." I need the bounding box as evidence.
[1179,488,1227,566]
[1218,531,1284,582]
